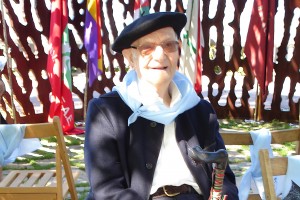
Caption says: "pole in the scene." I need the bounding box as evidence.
[83,61,89,121]
[0,0,16,123]
[254,81,260,121]
[257,88,262,121]
[297,99,300,153]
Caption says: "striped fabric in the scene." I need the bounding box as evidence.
[179,0,203,94]
[134,0,150,19]
[84,0,103,87]
[47,0,80,134]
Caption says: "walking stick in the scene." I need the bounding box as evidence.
[188,146,228,200]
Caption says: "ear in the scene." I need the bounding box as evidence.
[122,48,135,67]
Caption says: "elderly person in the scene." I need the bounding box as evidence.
[84,12,239,200]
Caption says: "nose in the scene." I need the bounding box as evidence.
[151,45,165,60]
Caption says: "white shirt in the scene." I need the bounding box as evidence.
[149,84,201,195]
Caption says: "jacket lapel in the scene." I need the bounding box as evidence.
[175,114,212,200]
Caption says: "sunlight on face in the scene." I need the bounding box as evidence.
[130,27,179,89]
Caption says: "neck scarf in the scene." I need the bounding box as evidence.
[112,70,200,125]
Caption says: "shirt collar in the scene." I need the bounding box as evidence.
[169,81,182,107]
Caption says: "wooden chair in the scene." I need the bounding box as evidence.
[0,116,80,200]
[221,128,300,154]
[259,149,288,200]
[220,128,300,200]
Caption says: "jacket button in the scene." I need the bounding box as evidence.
[150,122,157,127]
[146,163,153,169]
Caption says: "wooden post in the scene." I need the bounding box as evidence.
[254,81,261,121]
[297,101,300,154]
[83,62,89,121]
[257,89,262,121]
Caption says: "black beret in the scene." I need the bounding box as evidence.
[112,12,187,54]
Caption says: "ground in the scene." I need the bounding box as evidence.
[1,130,297,200]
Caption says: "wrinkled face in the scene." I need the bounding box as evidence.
[123,27,179,89]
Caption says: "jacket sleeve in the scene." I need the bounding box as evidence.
[84,97,143,200]
[198,100,239,199]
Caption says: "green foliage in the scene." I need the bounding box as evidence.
[219,119,295,131]
[30,161,56,170]
[272,142,296,157]
[65,135,84,146]
[43,136,57,143]
[14,150,55,163]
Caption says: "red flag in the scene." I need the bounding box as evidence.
[47,0,83,135]
[195,2,202,93]
[244,0,274,94]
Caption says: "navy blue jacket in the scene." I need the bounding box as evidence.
[84,91,239,200]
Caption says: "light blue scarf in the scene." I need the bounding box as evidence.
[113,70,200,125]
[238,128,273,200]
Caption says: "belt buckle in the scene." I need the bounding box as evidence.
[162,186,180,197]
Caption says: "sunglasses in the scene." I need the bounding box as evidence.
[130,41,179,57]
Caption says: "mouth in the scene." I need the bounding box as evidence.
[151,66,168,70]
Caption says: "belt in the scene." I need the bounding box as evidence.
[150,184,194,199]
